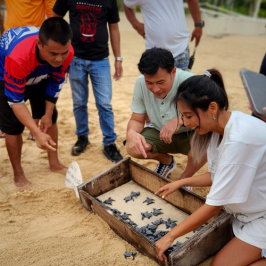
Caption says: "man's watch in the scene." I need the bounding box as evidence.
[115,57,123,62]
[194,21,205,28]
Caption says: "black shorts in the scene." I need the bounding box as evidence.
[0,80,58,135]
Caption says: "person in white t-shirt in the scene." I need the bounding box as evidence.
[123,0,204,70]
[155,69,266,265]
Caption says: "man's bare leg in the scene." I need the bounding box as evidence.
[46,123,66,172]
[5,134,31,187]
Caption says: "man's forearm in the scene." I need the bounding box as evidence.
[109,23,121,57]
[126,119,144,138]
[187,0,201,24]
[123,3,140,29]
[11,104,40,136]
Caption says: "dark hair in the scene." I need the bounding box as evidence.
[39,17,73,46]
[175,69,228,113]
[138,47,175,75]
[174,69,229,164]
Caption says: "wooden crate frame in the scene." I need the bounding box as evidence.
[78,157,233,266]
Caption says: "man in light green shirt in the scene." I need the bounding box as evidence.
[126,48,205,179]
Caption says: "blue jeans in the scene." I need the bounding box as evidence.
[68,56,117,145]
[174,46,190,71]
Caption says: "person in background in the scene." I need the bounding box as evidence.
[53,0,123,163]
[155,70,266,265]
[123,0,204,126]
[4,0,55,31]
[123,0,204,71]
[0,18,74,187]
[126,48,206,179]
[3,0,56,140]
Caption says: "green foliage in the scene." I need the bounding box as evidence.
[116,0,123,11]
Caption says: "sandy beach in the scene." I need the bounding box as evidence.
[0,12,265,266]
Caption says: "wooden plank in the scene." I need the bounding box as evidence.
[78,158,233,266]
[91,200,165,266]
[78,157,131,197]
[170,213,233,266]
[130,161,205,214]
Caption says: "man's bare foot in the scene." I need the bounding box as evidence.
[0,130,5,138]
[14,175,31,187]
[50,163,67,175]
[27,132,35,141]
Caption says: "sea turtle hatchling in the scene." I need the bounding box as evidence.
[193,225,204,233]
[141,211,153,220]
[127,220,137,227]
[165,218,177,229]
[152,218,164,226]
[152,208,163,216]
[153,230,169,241]
[124,195,134,203]
[120,212,132,220]
[143,197,155,205]
[147,224,157,232]
[165,242,182,256]
[130,191,140,198]
[124,252,137,260]
[103,197,115,205]
[111,209,121,216]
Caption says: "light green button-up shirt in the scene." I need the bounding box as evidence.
[131,69,194,134]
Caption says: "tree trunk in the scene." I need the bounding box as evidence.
[253,0,261,18]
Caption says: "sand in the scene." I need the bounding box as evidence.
[0,12,265,266]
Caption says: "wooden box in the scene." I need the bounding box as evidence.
[78,157,233,266]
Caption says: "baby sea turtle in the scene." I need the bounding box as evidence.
[165,241,182,256]
[165,218,177,229]
[152,208,163,216]
[127,220,137,227]
[147,224,157,232]
[154,230,169,241]
[193,225,204,233]
[124,252,137,260]
[124,195,134,203]
[120,212,131,220]
[152,218,164,226]
[147,236,156,243]
[173,241,182,249]
[130,191,140,198]
[141,211,153,220]
[139,225,148,233]
[143,197,155,205]
[144,229,154,236]
[111,209,121,216]
[95,197,102,204]
[103,197,115,205]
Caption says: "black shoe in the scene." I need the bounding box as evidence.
[102,144,123,163]
[71,136,90,156]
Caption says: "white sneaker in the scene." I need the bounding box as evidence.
[154,156,177,178]
[184,186,193,191]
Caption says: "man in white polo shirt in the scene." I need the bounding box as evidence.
[126,48,205,178]
[123,0,204,70]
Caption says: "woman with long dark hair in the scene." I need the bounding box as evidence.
[155,69,266,265]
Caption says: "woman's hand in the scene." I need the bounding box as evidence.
[156,233,175,262]
[155,181,182,199]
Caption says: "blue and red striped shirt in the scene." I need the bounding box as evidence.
[0,26,73,104]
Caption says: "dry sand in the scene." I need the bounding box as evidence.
[0,12,265,266]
